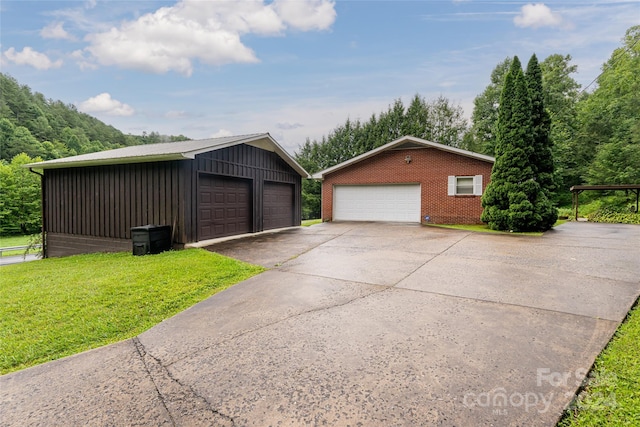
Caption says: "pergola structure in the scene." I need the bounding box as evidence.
[570,184,640,221]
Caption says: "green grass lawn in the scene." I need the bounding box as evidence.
[0,234,38,257]
[0,249,264,374]
[557,301,640,426]
[0,235,31,247]
[302,219,322,227]
[426,221,567,236]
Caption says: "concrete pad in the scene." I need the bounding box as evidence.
[306,221,362,234]
[397,255,640,321]
[547,221,640,243]
[340,221,468,238]
[168,288,618,426]
[320,231,469,255]
[2,221,639,426]
[139,270,384,365]
[443,233,640,283]
[281,244,433,286]
[0,340,173,426]
[204,228,342,268]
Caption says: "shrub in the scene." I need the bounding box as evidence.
[588,208,640,224]
[557,207,572,219]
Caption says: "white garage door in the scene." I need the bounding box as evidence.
[333,184,421,222]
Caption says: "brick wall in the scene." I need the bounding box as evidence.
[321,148,494,224]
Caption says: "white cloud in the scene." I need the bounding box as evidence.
[514,3,563,29]
[71,49,98,70]
[273,0,336,31]
[84,0,337,76]
[79,93,135,116]
[239,97,394,153]
[277,122,304,130]
[41,22,76,40]
[210,129,233,138]
[165,110,188,119]
[3,47,63,70]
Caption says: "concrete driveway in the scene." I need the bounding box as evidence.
[2,222,639,426]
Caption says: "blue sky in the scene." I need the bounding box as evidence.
[1,1,638,154]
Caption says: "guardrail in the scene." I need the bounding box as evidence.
[0,244,42,257]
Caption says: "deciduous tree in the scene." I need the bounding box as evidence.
[0,153,42,235]
[465,57,512,155]
[581,26,640,186]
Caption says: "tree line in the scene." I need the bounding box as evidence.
[1,26,638,233]
[296,25,640,219]
[295,95,469,219]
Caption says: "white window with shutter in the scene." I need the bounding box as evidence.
[447,176,456,196]
[473,175,483,195]
[448,175,484,196]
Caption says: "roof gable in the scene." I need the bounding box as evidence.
[312,136,494,179]
[24,133,309,177]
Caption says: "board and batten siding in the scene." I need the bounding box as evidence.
[42,144,302,257]
[190,144,301,240]
[44,160,187,257]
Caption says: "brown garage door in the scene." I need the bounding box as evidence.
[198,174,252,240]
[264,182,294,230]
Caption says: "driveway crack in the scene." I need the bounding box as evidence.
[275,226,357,268]
[133,337,177,426]
[133,337,235,426]
[391,231,473,287]
[164,280,390,368]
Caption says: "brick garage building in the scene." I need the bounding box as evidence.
[312,136,495,224]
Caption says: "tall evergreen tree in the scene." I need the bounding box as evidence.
[526,54,557,229]
[481,56,555,231]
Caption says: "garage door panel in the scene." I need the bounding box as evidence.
[334,185,421,222]
[264,182,294,230]
[198,175,252,240]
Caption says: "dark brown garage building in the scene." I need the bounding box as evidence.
[25,133,308,257]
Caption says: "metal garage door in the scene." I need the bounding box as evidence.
[198,174,252,240]
[333,184,421,222]
[263,182,295,230]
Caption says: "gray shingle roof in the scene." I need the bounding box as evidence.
[312,135,494,179]
[24,133,309,177]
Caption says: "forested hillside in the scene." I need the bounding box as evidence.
[0,73,189,162]
[0,73,189,235]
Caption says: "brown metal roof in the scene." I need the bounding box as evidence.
[570,184,640,192]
